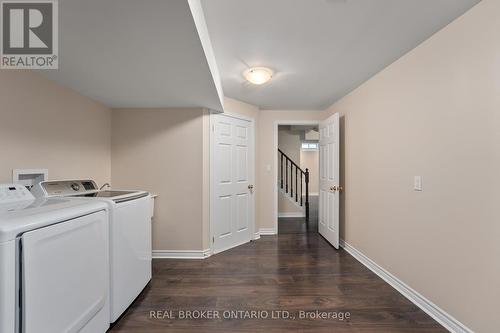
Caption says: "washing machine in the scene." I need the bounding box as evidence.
[32,179,152,322]
[0,183,110,333]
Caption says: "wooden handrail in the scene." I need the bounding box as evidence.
[278,149,306,174]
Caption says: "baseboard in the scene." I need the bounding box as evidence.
[254,231,261,240]
[340,240,473,333]
[152,248,211,259]
[308,192,319,196]
[278,212,305,218]
[259,228,277,235]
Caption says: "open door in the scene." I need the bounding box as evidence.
[319,113,340,249]
[211,113,255,254]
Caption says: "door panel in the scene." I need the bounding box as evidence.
[319,113,340,249]
[213,114,254,253]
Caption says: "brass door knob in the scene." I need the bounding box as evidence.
[248,184,254,189]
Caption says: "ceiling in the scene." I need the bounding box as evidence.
[201,0,481,110]
[40,0,224,110]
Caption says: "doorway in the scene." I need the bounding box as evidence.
[273,121,320,235]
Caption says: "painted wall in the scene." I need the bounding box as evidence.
[300,150,319,195]
[111,108,206,251]
[278,127,301,164]
[0,71,111,185]
[325,0,499,331]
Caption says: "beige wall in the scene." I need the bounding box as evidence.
[278,127,301,163]
[0,71,111,185]
[326,0,499,331]
[300,150,319,194]
[111,108,206,251]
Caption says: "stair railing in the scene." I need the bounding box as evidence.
[278,148,310,220]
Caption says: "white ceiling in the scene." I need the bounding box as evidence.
[40,0,224,110]
[201,0,481,110]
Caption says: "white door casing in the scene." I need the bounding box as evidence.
[319,113,340,249]
[211,112,255,254]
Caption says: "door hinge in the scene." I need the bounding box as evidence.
[212,236,215,244]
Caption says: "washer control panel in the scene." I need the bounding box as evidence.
[0,184,34,203]
[32,180,98,197]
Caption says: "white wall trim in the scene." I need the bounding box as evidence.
[259,228,277,235]
[153,248,211,259]
[278,212,305,218]
[340,239,473,333]
[273,120,320,235]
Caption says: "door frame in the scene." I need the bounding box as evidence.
[273,120,321,234]
[209,111,256,255]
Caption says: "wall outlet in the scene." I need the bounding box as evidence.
[414,176,423,191]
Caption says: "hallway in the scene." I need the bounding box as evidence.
[111,197,446,333]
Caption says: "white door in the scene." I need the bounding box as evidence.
[319,113,340,249]
[212,113,254,254]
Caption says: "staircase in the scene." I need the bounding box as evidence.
[278,149,310,220]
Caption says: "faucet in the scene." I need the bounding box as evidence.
[99,183,111,190]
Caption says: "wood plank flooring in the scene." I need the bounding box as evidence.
[110,199,446,332]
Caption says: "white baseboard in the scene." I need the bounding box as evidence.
[152,248,211,259]
[254,231,261,240]
[308,192,319,196]
[278,212,305,218]
[259,228,277,235]
[340,240,473,333]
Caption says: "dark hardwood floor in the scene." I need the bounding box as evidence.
[110,198,446,332]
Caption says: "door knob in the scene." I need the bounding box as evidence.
[248,184,254,190]
[330,185,343,192]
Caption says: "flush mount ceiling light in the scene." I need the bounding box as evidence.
[243,67,273,85]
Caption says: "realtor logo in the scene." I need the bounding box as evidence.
[1,0,58,69]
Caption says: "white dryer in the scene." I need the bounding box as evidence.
[32,180,152,322]
[0,184,110,333]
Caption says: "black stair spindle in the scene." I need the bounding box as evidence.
[300,172,303,206]
[295,166,299,202]
[280,153,283,189]
[285,158,288,193]
[305,168,310,220]
[290,163,293,198]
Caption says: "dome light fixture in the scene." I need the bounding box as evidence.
[243,67,273,85]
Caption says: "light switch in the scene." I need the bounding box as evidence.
[414,176,423,191]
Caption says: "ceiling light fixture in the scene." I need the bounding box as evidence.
[243,67,273,85]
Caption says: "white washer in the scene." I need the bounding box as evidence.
[32,180,152,322]
[0,184,110,333]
